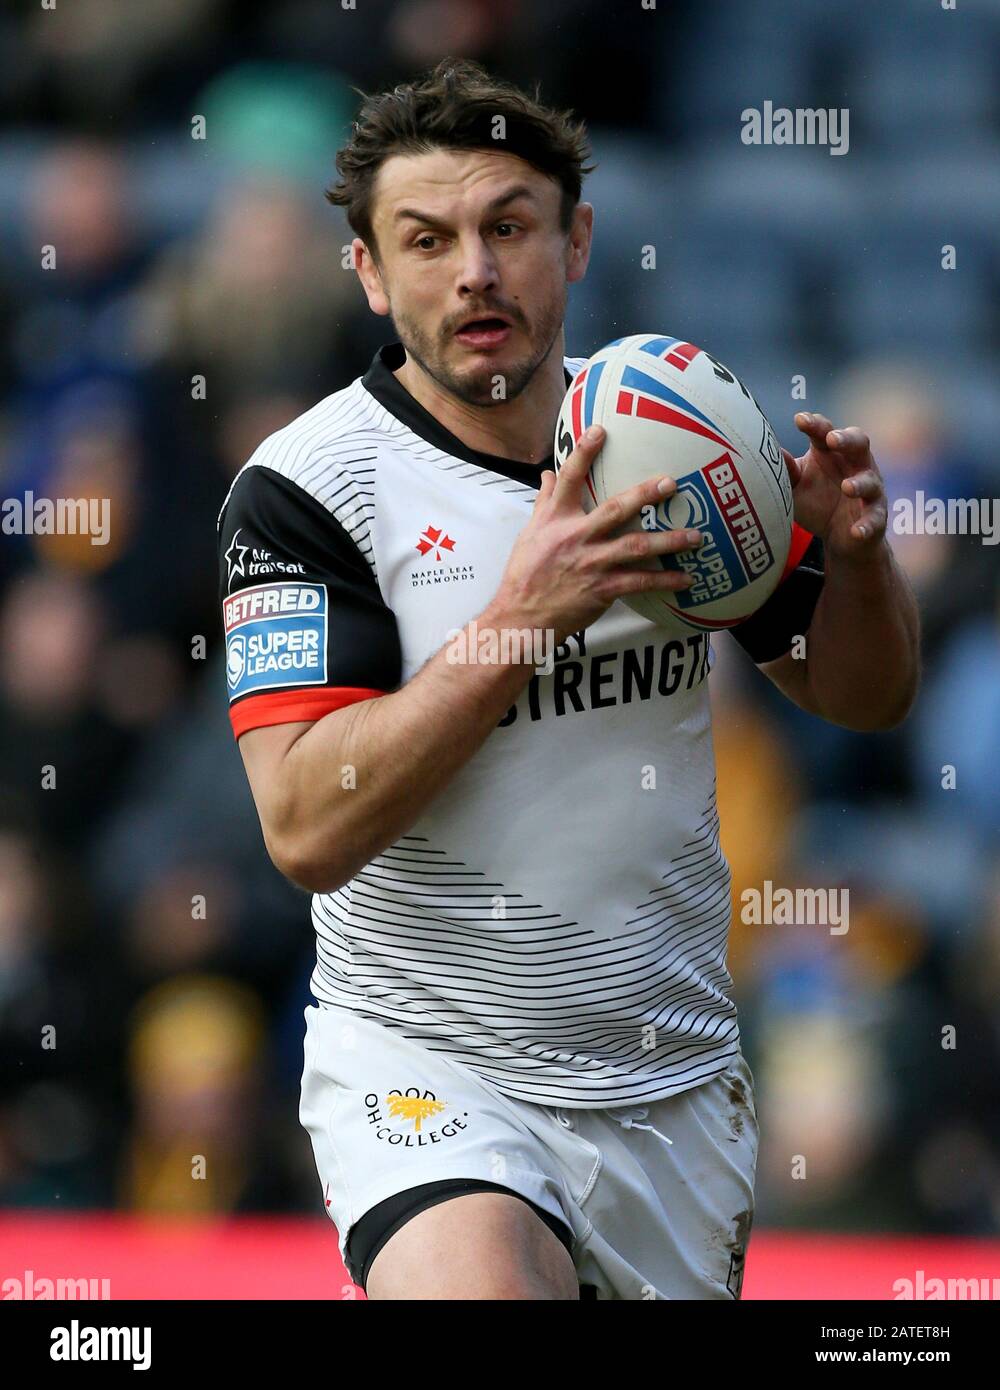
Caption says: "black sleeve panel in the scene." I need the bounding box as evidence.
[218,465,402,701]
[729,536,825,663]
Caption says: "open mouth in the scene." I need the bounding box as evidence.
[454,317,513,348]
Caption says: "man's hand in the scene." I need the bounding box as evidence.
[762,410,919,732]
[490,425,702,646]
[781,411,888,559]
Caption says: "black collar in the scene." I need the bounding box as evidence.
[361,342,572,490]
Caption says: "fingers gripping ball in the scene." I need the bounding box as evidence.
[554,334,792,630]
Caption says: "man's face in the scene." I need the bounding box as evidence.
[358,148,590,406]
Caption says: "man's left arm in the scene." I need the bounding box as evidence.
[756,411,920,732]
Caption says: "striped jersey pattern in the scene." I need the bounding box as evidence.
[217,343,820,1107]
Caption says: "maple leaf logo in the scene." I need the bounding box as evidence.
[416,525,456,562]
[385,1094,447,1132]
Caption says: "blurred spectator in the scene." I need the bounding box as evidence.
[4,0,228,127]
[139,176,361,404]
[7,141,150,395]
[92,653,307,994]
[910,586,1000,847]
[0,570,133,850]
[0,820,127,1207]
[833,358,996,658]
[121,974,296,1213]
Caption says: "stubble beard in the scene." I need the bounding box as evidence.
[392,292,566,408]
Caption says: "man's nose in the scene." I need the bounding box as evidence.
[456,236,499,296]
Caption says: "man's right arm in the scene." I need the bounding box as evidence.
[239,600,536,892]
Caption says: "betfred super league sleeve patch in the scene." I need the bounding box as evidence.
[224,582,328,701]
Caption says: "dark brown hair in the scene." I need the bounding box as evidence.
[326,59,594,255]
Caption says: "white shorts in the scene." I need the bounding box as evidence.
[299,1002,759,1300]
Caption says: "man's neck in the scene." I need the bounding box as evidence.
[393,336,568,467]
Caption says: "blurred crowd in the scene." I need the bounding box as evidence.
[0,0,998,1242]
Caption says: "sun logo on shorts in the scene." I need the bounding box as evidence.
[385,1092,447,1132]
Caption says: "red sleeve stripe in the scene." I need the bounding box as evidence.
[229,686,386,739]
[779,523,814,584]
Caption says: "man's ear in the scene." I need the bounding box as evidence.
[565,202,593,286]
[353,237,390,316]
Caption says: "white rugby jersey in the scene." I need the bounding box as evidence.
[218,342,823,1107]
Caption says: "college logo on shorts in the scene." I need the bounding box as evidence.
[222,581,328,701]
[364,1088,470,1148]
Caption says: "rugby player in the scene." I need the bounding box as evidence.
[218,60,919,1300]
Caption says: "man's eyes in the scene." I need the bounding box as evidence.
[410,222,523,251]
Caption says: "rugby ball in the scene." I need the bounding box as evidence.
[554,334,793,630]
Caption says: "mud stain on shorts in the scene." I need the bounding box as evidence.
[723,1072,751,1139]
[725,1208,754,1297]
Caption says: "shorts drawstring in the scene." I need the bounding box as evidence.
[610,1105,673,1147]
[554,1105,673,1148]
